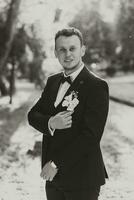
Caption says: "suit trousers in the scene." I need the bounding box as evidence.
[45,182,100,200]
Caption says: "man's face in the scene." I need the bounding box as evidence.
[55,35,85,74]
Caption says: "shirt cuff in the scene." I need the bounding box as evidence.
[48,117,55,136]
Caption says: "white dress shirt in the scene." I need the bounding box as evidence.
[54,64,84,107]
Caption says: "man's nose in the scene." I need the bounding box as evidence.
[65,50,71,57]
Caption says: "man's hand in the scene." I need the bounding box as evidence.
[49,111,73,130]
[40,161,58,181]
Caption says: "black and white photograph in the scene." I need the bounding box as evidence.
[0,0,134,199]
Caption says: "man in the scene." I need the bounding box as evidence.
[28,27,109,200]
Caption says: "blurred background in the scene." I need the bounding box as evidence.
[0,0,134,199]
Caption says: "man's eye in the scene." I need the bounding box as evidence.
[70,47,75,51]
[59,49,65,52]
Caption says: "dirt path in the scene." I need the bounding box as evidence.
[0,85,134,199]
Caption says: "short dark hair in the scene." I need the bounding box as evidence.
[55,27,83,46]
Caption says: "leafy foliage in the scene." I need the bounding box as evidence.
[116,0,134,71]
[69,4,117,66]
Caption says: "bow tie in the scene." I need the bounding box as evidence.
[61,75,72,84]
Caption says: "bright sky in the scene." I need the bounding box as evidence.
[20,0,82,24]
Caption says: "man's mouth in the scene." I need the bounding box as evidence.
[64,59,73,62]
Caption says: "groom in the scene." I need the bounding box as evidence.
[28,27,109,200]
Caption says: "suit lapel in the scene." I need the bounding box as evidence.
[50,73,63,106]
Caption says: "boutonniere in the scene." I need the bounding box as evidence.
[62,90,79,111]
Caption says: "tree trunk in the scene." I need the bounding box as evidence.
[9,61,16,104]
[0,76,9,96]
[0,0,21,96]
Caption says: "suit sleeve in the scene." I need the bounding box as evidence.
[52,81,109,174]
[27,77,52,136]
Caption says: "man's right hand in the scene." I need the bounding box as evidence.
[49,111,73,130]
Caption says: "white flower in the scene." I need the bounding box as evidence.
[62,91,79,111]
[72,98,79,105]
[64,93,73,101]
[62,99,69,107]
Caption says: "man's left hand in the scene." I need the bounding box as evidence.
[40,161,58,181]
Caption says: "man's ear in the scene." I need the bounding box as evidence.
[81,45,86,57]
[54,49,58,58]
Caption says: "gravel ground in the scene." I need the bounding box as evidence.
[0,80,134,200]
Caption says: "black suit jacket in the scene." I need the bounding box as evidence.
[28,66,109,189]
